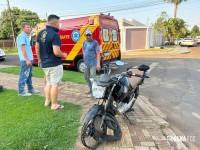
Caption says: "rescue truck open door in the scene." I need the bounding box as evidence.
[100,17,121,63]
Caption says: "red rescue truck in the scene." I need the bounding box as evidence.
[30,14,121,72]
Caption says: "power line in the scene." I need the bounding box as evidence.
[114,0,199,17]
[1,0,196,20]
[0,0,165,19]
[58,0,165,17]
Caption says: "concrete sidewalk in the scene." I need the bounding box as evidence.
[121,46,191,58]
[0,71,191,150]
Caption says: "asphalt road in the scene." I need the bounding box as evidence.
[1,47,200,146]
[132,58,200,146]
[0,54,20,66]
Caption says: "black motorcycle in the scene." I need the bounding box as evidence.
[81,62,150,149]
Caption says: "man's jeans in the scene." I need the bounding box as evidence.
[84,65,96,92]
[18,61,34,94]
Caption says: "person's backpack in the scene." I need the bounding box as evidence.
[0,85,3,92]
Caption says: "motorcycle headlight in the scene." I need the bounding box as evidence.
[92,83,106,99]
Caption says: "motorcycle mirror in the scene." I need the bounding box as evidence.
[116,60,124,66]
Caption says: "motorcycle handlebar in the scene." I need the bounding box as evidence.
[132,73,150,78]
[120,71,132,78]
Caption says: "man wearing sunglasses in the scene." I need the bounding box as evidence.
[83,30,101,97]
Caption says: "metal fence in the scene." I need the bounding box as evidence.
[0,40,15,49]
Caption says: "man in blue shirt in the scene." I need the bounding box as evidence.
[16,22,39,96]
[83,30,101,97]
[36,15,67,110]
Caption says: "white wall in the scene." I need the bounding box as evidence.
[148,29,164,47]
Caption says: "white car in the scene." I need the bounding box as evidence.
[164,40,170,45]
[181,38,196,46]
[0,49,6,61]
[196,38,200,44]
[174,38,182,45]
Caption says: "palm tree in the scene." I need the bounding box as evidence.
[164,0,187,18]
[162,18,187,43]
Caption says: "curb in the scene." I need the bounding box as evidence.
[178,47,191,54]
[139,95,167,120]
[121,46,179,57]
[0,65,18,69]
[138,95,189,150]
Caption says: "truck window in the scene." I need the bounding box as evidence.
[30,32,36,46]
[102,28,109,42]
[112,29,118,42]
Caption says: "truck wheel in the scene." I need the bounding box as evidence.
[77,59,85,73]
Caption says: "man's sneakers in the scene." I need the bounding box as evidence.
[18,89,40,96]
[29,89,40,94]
[18,92,32,97]
[86,91,92,94]
[86,91,93,98]
[87,94,92,98]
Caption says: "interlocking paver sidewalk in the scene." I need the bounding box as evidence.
[0,72,191,150]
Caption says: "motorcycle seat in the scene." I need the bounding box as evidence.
[128,69,144,89]
[134,64,150,72]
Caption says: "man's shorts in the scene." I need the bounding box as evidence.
[43,65,63,85]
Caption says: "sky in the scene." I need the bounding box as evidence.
[0,0,199,30]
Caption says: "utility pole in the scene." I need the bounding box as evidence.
[46,12,48,20]
[6,0,16,47]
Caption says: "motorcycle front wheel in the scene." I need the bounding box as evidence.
[81,115,104,149]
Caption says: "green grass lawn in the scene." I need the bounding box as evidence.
[4,48,18,54]
[0,66,86,84]
[0,89,81,150]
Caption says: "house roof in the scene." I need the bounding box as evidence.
[118,18,146,27]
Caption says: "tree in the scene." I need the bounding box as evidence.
[153,11,169,34]
[190,25,200,38]
[0,7,45,39]
[153,12,188,43]
[163,0,187,18]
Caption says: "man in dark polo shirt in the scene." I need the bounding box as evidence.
[36,14,67,110]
